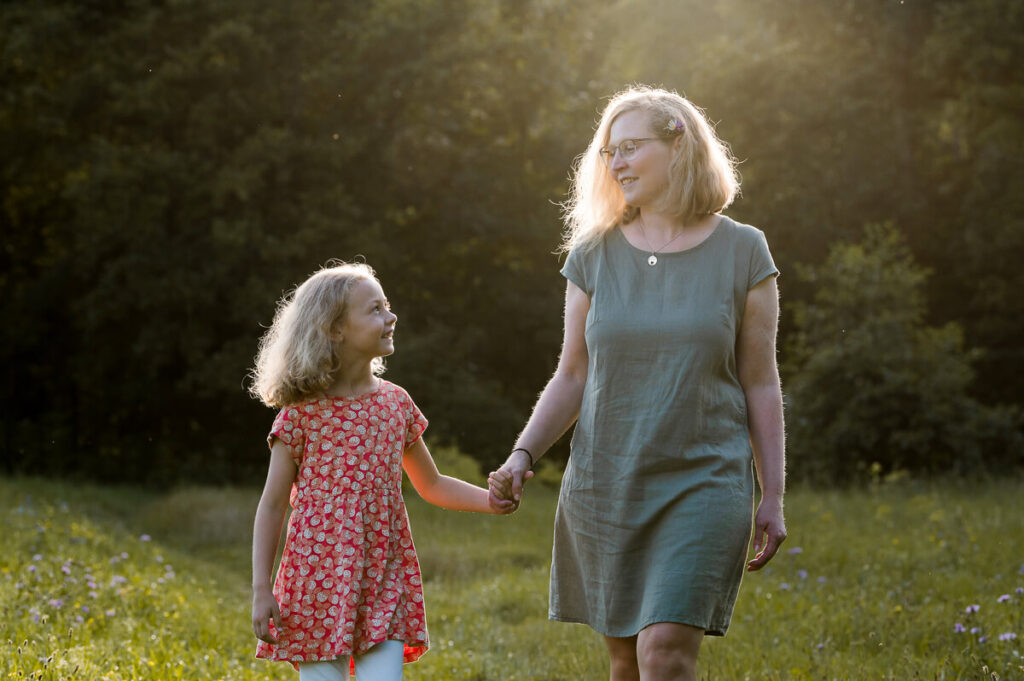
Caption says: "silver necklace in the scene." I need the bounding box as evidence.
[638,215,686,266]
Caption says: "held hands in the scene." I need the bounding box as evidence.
[746,498,787,571]
[487,449,535,511]
[252,587,282,644]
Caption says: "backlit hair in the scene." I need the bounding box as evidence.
[249,262,383,408]
[561,85,740,253]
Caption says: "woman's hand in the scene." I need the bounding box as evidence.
[746,498,786,571]
[488,450,534,506]
[252,587,282,644]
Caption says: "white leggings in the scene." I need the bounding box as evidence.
[297,640,404,681]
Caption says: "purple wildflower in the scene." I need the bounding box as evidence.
[48,599,63,608]
[797,570,808,580]
[999,632,1018,642]
[971,627,982,634]
[817,576,827,584]
[32,554,42,561]
[954,622,966,633]
[998,594,1011,603]
[788,547,803,555]
[966,604,980,614]
[978,636,988,643]
[140,534,151,542]
[1017,587,1023,596]
[780,582,791,590]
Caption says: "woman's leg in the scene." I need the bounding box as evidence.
[636,622,703,681]
[352,640,405,681]
[604,634,640,681]
[298,658,350,681]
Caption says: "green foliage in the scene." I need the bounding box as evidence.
[3,475,1023,679]
[785,224,1023,483]
[2,0,1024,483]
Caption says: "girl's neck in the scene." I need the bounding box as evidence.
[324,363,379,398]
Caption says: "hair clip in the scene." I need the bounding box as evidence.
[666,117,685,134]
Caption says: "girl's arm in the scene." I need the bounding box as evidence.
[251,440,297,643]
[402,438,513,514]
[736,275,787,571]
[490,281,590,502]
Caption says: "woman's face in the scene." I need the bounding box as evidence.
[606,109,675,208]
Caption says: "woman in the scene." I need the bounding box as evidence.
[489,86,787,681]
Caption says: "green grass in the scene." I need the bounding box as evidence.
[2,474,1022,680]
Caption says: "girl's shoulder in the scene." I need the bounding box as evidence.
[377,379,414,404]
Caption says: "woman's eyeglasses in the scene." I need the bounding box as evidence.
[599,137,660,166]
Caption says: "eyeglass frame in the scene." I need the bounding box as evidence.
[598,137,663,167]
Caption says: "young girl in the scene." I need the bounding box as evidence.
[249,262,515,681]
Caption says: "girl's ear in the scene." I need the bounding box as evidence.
[328,320,345,343]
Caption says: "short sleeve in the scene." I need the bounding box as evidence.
[403,395,429,447]
[560,245,589,293]
[748,229,780,290]
[268,407,306,466]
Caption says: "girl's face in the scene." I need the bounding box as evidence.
[606,108,676,207]
[334,278,397,361]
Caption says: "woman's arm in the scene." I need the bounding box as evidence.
[491,280,590,502]
[251,440,297,643]
[736,275,787,571]
[402,438,513,514]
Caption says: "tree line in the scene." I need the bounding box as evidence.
[2,0,1021,485]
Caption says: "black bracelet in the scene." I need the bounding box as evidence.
[511,447,534,470]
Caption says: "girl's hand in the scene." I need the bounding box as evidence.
[488,468,522,512]
[252,588,282,644]
[489,451,534,504]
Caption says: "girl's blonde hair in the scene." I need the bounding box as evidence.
[561,85,740,253]
[249,262,383,408]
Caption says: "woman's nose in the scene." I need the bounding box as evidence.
[609,150,628,171]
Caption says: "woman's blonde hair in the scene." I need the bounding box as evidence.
[249,262,383,408]
[561,85,740,253]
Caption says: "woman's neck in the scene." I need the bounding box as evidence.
[324,363,378,398]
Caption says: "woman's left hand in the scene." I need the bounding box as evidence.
[746,498,786,571]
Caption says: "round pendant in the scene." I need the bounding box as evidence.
[648,254,658,266]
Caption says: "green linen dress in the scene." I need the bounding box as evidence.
[550,215,778,637]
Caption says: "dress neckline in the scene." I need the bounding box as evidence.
[615,214,728,259]
[320,379,386,402]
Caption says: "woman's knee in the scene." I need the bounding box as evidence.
[636,623,702,680]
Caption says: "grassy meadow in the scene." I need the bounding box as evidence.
[2,468,1023,680]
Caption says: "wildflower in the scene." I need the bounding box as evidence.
[28,566,36,574]
[788,547,803,555]
[780,582,791,590]
[966,604,980,614]
[954,622,966,633]
[998,594,1011,603]
[971,627,982,634]
[48,599,63,608]
[120,552,129,559]
[999,632,1018,642]
[817,576,827,584]
[111,575,127,585]
[140,534,151,542]
[1017,587,1023,595]
[105,609,116,617]
[978,636,988,643]
[797,570,808,580]
[32,554,42,561]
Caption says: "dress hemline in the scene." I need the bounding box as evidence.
[547,612,728,638]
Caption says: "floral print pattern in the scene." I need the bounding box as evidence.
[256,381,429,668]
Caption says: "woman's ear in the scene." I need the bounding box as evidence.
[328,321,345,343]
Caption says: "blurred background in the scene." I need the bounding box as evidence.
[2,0,1021,486]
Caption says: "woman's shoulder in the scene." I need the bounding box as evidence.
[718,214,766,240]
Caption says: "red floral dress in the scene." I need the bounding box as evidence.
[256,381,430,668]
